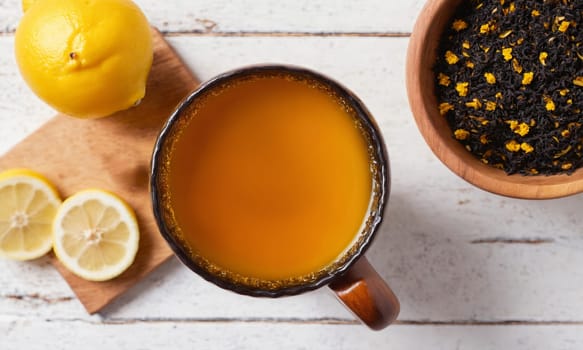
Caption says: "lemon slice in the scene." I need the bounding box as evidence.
[53,189,139,281]
[0,168,61,260]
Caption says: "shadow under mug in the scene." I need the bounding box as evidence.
[150,65,400,330]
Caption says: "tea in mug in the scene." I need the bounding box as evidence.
[166,74,373,281]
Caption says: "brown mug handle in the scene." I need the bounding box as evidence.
[329,256,400,330]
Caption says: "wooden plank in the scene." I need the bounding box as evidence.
[1,0,424,34]
[0,29,199,314]
[2,1,582,348]
[2,36,583,325]
[2,319,583,349]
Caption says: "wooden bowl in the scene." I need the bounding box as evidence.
[406,0,583,199]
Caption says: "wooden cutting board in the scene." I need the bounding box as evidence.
[0,28,199,314]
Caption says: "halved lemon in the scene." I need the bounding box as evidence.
[0,168,61,260]
[53,189,139,281]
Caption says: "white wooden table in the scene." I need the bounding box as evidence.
[2,1,583,348]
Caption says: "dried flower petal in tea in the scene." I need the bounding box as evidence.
[434,0,583,175]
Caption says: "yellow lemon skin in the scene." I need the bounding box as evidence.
[15,0,153,119]
[21,0,37,12]
[0,168,59,193]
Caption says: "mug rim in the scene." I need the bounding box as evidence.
[150,64,390,297]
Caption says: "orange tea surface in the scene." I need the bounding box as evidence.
[169,75,372,280]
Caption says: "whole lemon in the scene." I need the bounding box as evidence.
[15,0,153,119]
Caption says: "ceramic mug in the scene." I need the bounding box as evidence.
[150,65,399,330]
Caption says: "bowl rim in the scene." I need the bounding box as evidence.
[405,0,583,200]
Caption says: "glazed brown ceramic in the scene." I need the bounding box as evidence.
[151,65,399,330]
[406,0,583,199]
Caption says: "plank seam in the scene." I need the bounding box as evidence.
[470,238,555,245]
[162,31,412,37]
[10,317,583,326]
[2,293,75,304]
[0,31,411,38]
